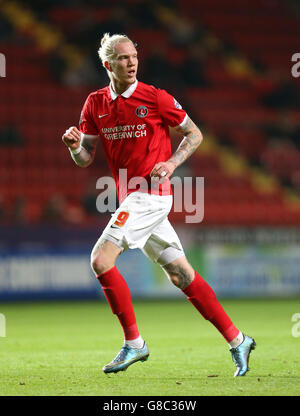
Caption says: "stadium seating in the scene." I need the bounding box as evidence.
[1,0,300,225]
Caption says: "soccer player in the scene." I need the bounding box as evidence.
[62,33,256,377]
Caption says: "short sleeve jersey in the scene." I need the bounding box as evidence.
[79,80,187,203]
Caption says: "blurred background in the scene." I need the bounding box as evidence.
[1,0,300,301]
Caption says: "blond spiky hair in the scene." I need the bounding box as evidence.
[98,33,135,67]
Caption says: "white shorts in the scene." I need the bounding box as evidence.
[98,192,185,266]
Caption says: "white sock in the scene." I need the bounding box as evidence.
[228,331,244,349]
[125,335,144,349]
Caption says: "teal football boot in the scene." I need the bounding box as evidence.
[230,334,256,377]
[103,342,149,374]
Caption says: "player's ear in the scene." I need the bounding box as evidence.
[104,61,112,72]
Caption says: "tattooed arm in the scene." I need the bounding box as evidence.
[150,116,203,181]
[169,117,203,168]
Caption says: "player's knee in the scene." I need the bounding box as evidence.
[168,274,182,288]
[168,273,191,289]
[163,262,194,290]
[90,252,114,276]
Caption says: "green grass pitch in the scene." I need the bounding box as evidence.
[0,298,299,396]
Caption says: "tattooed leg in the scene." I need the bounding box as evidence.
[163,256,195,290]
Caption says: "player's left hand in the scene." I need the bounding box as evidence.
[150,161,176,183]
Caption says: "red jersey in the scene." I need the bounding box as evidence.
[79,80,187,202]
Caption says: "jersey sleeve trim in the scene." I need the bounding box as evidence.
[179,113,189,128]
[81,133,99,140]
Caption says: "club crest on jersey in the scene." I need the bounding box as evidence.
[136,105,148,118]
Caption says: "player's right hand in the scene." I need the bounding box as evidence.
[62,126,81,150]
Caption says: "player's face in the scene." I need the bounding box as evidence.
[110,42,138,85]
